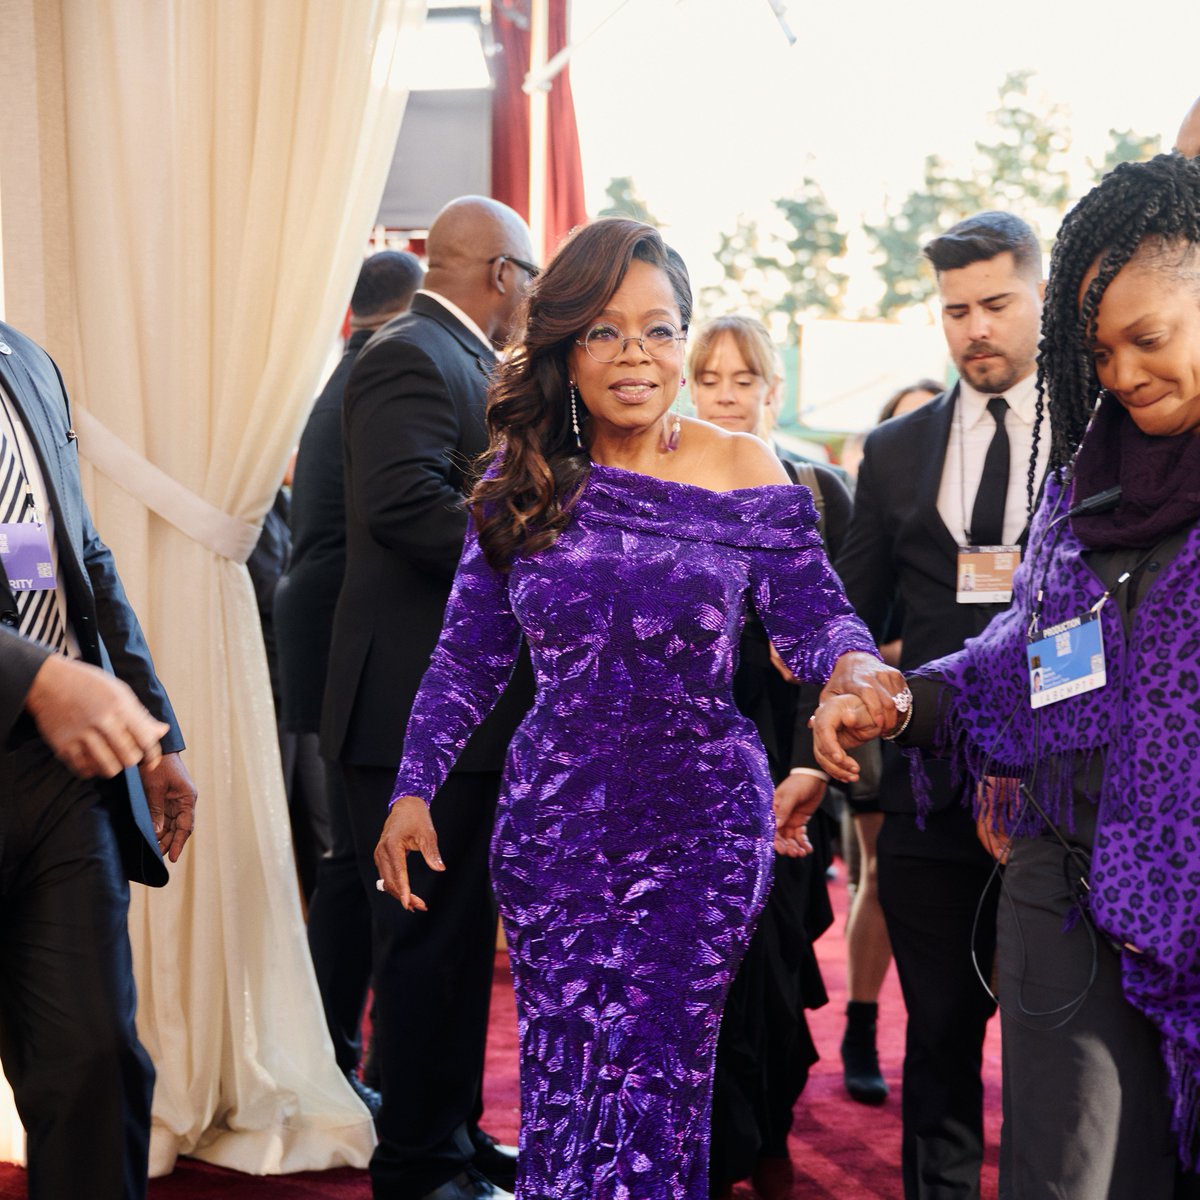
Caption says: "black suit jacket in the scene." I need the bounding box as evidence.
[274,327,372,733]
[320,293,532,771]
[836,386,1016,830]
[0,321,183,886]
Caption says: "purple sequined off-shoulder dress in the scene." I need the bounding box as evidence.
[392,463,876,1199]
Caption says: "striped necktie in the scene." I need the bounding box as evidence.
[0,421,69,652]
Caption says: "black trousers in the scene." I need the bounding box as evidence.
[0,736,154,1200]
[343,765,500,1200]
[997,808,1193,1199]
[307,758,373,1074]
[878,809,998,1200]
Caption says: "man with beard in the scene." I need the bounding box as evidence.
[836,212,1047,1199]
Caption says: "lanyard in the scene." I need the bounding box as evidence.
[955,398,972,543]
[1029,536,1165,640]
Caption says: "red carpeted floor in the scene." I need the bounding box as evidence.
[0,869,1000,1198]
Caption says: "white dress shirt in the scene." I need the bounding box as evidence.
[936,372,1049,547]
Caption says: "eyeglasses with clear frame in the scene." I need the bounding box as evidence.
[488,254,541,279]
[575,320,687,363]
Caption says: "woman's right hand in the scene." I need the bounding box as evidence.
[374,795,445,912]
[809,694,885,782]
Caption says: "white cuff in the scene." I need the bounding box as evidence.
[789,766,830,782]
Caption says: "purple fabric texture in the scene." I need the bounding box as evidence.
[912,469,1200,1172]
[392,463,876,1199]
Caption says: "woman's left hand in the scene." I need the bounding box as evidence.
[821,651,907,739]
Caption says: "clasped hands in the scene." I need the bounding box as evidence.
[809,651,908,784]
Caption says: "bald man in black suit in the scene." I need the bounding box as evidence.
[322,198,537,1200]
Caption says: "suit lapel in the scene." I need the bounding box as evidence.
[915,385,963,561]
[409,293,497,378]
[0,347,87,610]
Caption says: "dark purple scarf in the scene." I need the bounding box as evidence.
[910,411,1200,1170]
[1071,392,1200,547]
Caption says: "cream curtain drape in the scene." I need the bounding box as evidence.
[0,0,427,1175]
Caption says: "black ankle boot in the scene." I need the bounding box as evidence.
[841,1000,889,1105]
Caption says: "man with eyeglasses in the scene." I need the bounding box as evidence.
[323,196,537,1200]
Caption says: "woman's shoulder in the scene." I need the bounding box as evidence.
[581,428,819,551]
[678,419,789,491]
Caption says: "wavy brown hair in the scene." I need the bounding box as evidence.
[472,218,693,570]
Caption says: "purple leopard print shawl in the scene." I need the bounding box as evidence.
[911,469,1200,1172]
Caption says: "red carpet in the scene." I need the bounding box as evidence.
[0,869,1000,1198]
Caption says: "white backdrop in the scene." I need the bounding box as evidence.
[0,0,427,1175]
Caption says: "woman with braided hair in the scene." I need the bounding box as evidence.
[814,151,1200,1198]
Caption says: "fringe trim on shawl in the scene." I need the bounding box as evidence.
[903,679,1107,836]
[1166,1037,1200,1173]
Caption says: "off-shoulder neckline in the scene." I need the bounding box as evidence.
[587,460,797,499]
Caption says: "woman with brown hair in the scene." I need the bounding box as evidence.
[374,218,904,1199]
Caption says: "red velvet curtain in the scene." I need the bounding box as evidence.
[490,0,587,262]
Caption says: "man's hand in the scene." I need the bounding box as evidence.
[375,795,444,912]
[768,642,798,684]
[24,654,169,779]
[773,772,827,857]
[140,752,197,862]
[1176,94,1200,157]
[975,778,1016,864]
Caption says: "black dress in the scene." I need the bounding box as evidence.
[709,461,852,1190]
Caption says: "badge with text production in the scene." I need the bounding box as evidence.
[956,545,1020,604]
[1026,612,1106,709]
[0,521,57,591]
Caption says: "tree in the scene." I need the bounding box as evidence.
[863,155,985,315]
[976,70,1071,216]
[699,216,776,318]
[864,71,1073,317]
[773,180,849,330]
[701,179,848,342]
[597,176,660,226]
[1091,128,1162,181]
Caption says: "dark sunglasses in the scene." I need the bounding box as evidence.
[488,253,541,279]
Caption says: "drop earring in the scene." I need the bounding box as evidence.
[569,380,583,449]
[663,377,684,452]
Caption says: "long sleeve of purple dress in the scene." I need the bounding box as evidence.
[389,463,876,1200]
[390,517,523,807]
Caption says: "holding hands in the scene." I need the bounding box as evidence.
[810,652,909,782]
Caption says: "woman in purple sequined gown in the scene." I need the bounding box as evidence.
[376,220,903,1200]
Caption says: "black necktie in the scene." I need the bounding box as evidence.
[969,396,1009,547]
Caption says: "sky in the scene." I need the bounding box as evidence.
[565,0,1200,309]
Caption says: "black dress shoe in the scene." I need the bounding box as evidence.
[345,1069,382,1119]
[418,1169,513,1200]
[469,1127,518,1193]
